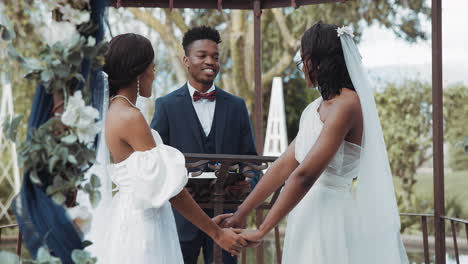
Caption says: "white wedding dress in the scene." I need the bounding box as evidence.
[281,26,409,264]
[281,97,408,264]
[93,129,187,264]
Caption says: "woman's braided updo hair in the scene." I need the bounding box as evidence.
[103,33,155,97]
[300,22,355,100]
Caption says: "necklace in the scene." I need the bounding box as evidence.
[111,95,138,109]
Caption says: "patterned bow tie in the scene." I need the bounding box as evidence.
[193,90,216,102]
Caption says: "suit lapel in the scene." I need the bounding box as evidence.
[214,87,228,153]
[176,84,204,150]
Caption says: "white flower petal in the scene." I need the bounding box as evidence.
[68,91,85,108]
[41,21,78,47]
[75,106,99,128]
[76,123,101,144]
[82,105,100,119]
[337,25,355,38]
[61,107,79,126]
[87,37,96,47]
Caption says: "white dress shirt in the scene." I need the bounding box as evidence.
[187,81,216,136]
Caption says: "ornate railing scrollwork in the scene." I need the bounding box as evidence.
[184,153,278,264]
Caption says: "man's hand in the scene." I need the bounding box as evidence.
[220,212,247,229]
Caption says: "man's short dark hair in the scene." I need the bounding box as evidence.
[182,26,221,55]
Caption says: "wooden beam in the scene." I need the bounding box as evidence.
[108,0,349,9]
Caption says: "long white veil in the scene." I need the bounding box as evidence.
[86,71,112,258]
[339,28,409,263]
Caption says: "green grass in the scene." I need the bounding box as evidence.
[395,170,468,218]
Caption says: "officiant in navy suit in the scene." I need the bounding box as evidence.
[150,26,258,264]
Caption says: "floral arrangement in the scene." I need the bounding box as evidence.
[1,0,108,263]
[2,0,106,208]
[4,91,102,207]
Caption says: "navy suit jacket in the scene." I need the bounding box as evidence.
[150,83,258,241]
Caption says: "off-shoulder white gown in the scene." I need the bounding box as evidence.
[99,130,187,264]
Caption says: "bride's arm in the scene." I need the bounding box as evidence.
[243,96,360,242]
[222,140,299,228]
[170,189,247,255]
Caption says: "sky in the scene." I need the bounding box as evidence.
[359,0,468,85]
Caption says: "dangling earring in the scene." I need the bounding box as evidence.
[137,77,140,96]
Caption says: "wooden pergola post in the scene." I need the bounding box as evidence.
[253,0,264,155]
[432,0,446,263]
[253,1,266,263]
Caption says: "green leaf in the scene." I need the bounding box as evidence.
[6,45,24,63]
[61,134,78,144]
[83,183,91,192]
[51,192,66,205]
[36,247,61,263]
[2,114,24,142]
[67,51,83,66]
[0,22,15,41]
[48,155,59,173]
[82,240,93,248]
[68,155,78,164]
[40,70,54,83]
[90,174,101,188]
[30,143,43,152]
[46,176,72,196]
[71,249,91,264]
[36,247,49,261]
[54,64,71,79]
[29,170,42,186]
[89,191,101,208]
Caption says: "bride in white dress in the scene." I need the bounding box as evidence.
[222,23,409,263]
[85,33,246,264]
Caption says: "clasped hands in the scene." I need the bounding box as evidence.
[212,213,265,256]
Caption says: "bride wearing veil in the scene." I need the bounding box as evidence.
[223,23,409,263]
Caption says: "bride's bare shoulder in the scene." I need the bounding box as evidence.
[333,89,360,111]
[106,103,147,134]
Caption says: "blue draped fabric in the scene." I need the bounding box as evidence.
[25,85,53,140]
[13,1,107,263]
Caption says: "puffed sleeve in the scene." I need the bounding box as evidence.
[126,144,188,210]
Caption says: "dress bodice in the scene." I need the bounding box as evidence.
[109,130,188,210]
[295,97,362,191]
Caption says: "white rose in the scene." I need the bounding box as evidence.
[61,91,85,127]
[42,20,78,47]
[76,121,101,144]
[61,91,101,143]
[75,106,99,129]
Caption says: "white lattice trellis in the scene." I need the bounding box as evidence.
[263,77,288,156]
[0,74,21,222]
